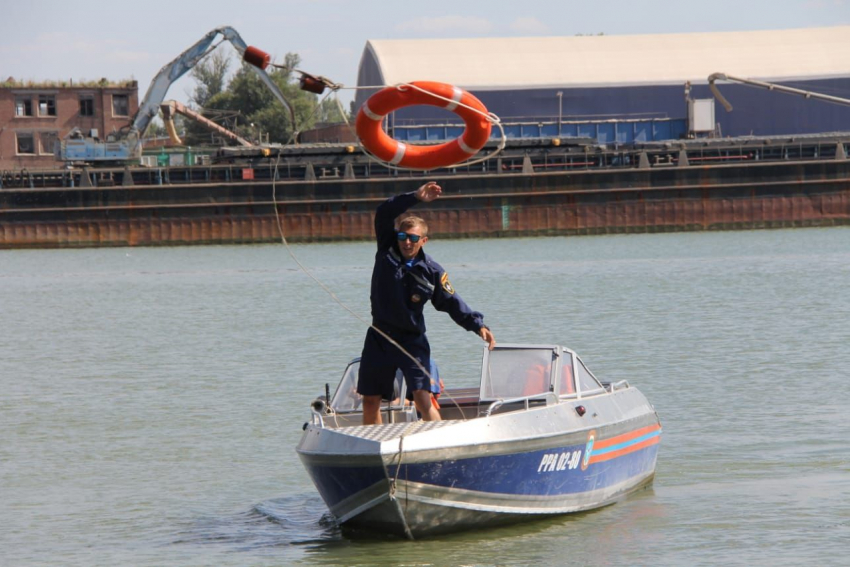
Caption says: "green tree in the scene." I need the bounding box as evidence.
[190,50,230,107]
[317,96,348,125]
[211,53,317,143]
[182,50,350,147]
[179,50,233,145]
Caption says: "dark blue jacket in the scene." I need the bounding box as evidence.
[370,192,486,337]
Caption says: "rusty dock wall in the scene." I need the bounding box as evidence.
[1,156,849,248]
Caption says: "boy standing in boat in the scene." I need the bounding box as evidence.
[358,182,496,425]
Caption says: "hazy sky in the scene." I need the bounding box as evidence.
[2,0,848,108]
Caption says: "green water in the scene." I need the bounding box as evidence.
[1,227,848,566]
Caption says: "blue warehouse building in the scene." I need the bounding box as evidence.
[354,26,850,144]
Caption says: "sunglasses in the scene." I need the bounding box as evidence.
[396,231,423,243]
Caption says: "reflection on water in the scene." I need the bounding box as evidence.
[1,227,849,566]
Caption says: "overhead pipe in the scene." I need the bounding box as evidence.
[708,72,850,112]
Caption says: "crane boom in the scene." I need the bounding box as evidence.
[708,72,850,112]
[58,26,293,163]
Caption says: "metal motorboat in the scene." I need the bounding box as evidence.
[296,344,661,539]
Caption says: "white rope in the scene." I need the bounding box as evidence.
[388,434,405,500]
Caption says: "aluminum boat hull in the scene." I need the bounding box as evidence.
[297,385,660,539]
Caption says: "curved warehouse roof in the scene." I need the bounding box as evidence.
[356,26,850,94]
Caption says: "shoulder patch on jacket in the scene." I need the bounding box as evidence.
[440,272,455,295]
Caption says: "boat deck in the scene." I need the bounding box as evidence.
[332,420,453,441]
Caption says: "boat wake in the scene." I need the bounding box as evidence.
[251,495,343,546]
[168,494,343,552]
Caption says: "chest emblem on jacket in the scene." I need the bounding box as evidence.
[411,293,421,303]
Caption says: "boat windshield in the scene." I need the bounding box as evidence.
[330,358,408,412]
[480,346,559,401]
[575,357,605,396]
[331,359,363,411]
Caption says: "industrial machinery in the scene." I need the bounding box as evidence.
[56,26,293,164]
[159,100,252,147]
[708,72,850,111]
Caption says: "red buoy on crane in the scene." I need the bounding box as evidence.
[243,46,270,70]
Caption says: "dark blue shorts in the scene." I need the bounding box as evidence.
[357,327,431,400]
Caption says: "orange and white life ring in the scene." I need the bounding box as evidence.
[355,81,492,170]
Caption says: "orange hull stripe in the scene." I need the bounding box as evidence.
[593,423,661,450]
[588,436,660,464]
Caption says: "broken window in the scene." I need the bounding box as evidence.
[38,95,56,116]
[16,132,36,154]
[112,94,129,117]
[15,97,33,117]
[40,131,59,155]
[79,94,95,117]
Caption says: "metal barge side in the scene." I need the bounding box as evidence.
[1,138,848,248]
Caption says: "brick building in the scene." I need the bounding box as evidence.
[0,80,139,170]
